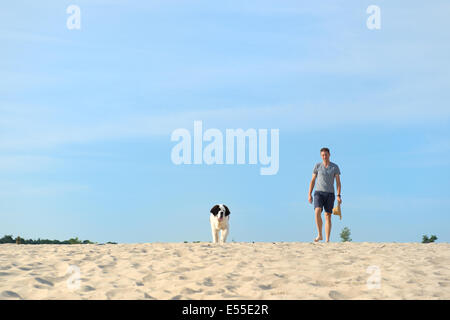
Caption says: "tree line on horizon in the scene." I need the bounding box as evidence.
[1,232,439,244]
[0,235,117,245]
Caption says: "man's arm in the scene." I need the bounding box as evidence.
[336,174,342,203]
[308,174,317,203]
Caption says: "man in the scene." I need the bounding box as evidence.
[308,147,342,242]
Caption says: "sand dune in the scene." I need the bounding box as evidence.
[0,242,449,299]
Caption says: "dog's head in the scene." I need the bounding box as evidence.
[210,204,230,222]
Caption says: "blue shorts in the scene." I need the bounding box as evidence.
[314,191,335,214]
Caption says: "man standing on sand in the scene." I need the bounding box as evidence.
[308,147,342,242]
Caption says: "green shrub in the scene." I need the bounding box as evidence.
[340,227,352,242]
[422,235,438,243]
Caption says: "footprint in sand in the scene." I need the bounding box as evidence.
[106,290,119,299]
[241,276,254,281]
[222,293,239,298]
[273,273,286,278]
[309,280,332,287]
[225,285,237,292]
[18,267,32,271]
[81,285,96,292]
[175,267,191,272]
[144,293,156,299]
[35,277,54,287]
[225,272,239,279]
[328,290,347,300]
[142,274,154,282]
[182,287,203,294]
[172,251,182,257]
[1,290,22,299]
[202,277,214,287]
[258,284,273,290]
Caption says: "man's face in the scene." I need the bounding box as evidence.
[321,151,330,162]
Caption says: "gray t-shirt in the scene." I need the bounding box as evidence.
[313,162,341,193]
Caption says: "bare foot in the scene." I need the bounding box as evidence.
[314,235,323,242]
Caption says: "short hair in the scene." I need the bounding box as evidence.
[320,147,330,154]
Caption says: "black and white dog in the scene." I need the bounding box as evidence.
[210,204,230,244]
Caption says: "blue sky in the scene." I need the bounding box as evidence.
[1,1,449,243]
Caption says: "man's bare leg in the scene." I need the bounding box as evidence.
[325,212,332,242]
[314,207,323,242]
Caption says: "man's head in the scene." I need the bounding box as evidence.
[320,147,330,162]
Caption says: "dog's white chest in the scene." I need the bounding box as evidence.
[210,215,228,230]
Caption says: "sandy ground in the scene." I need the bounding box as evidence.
[0,242,449,300]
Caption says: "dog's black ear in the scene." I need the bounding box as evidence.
[210,205,220,215]
[223,205,231,216]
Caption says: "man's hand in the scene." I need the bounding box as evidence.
[335,175,342,204]
[308,173,317,205]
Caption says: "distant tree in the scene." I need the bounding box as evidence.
[340,227,352,242]
[0,235,14,244]
[422,234,438,243]
[68,237,82,244]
